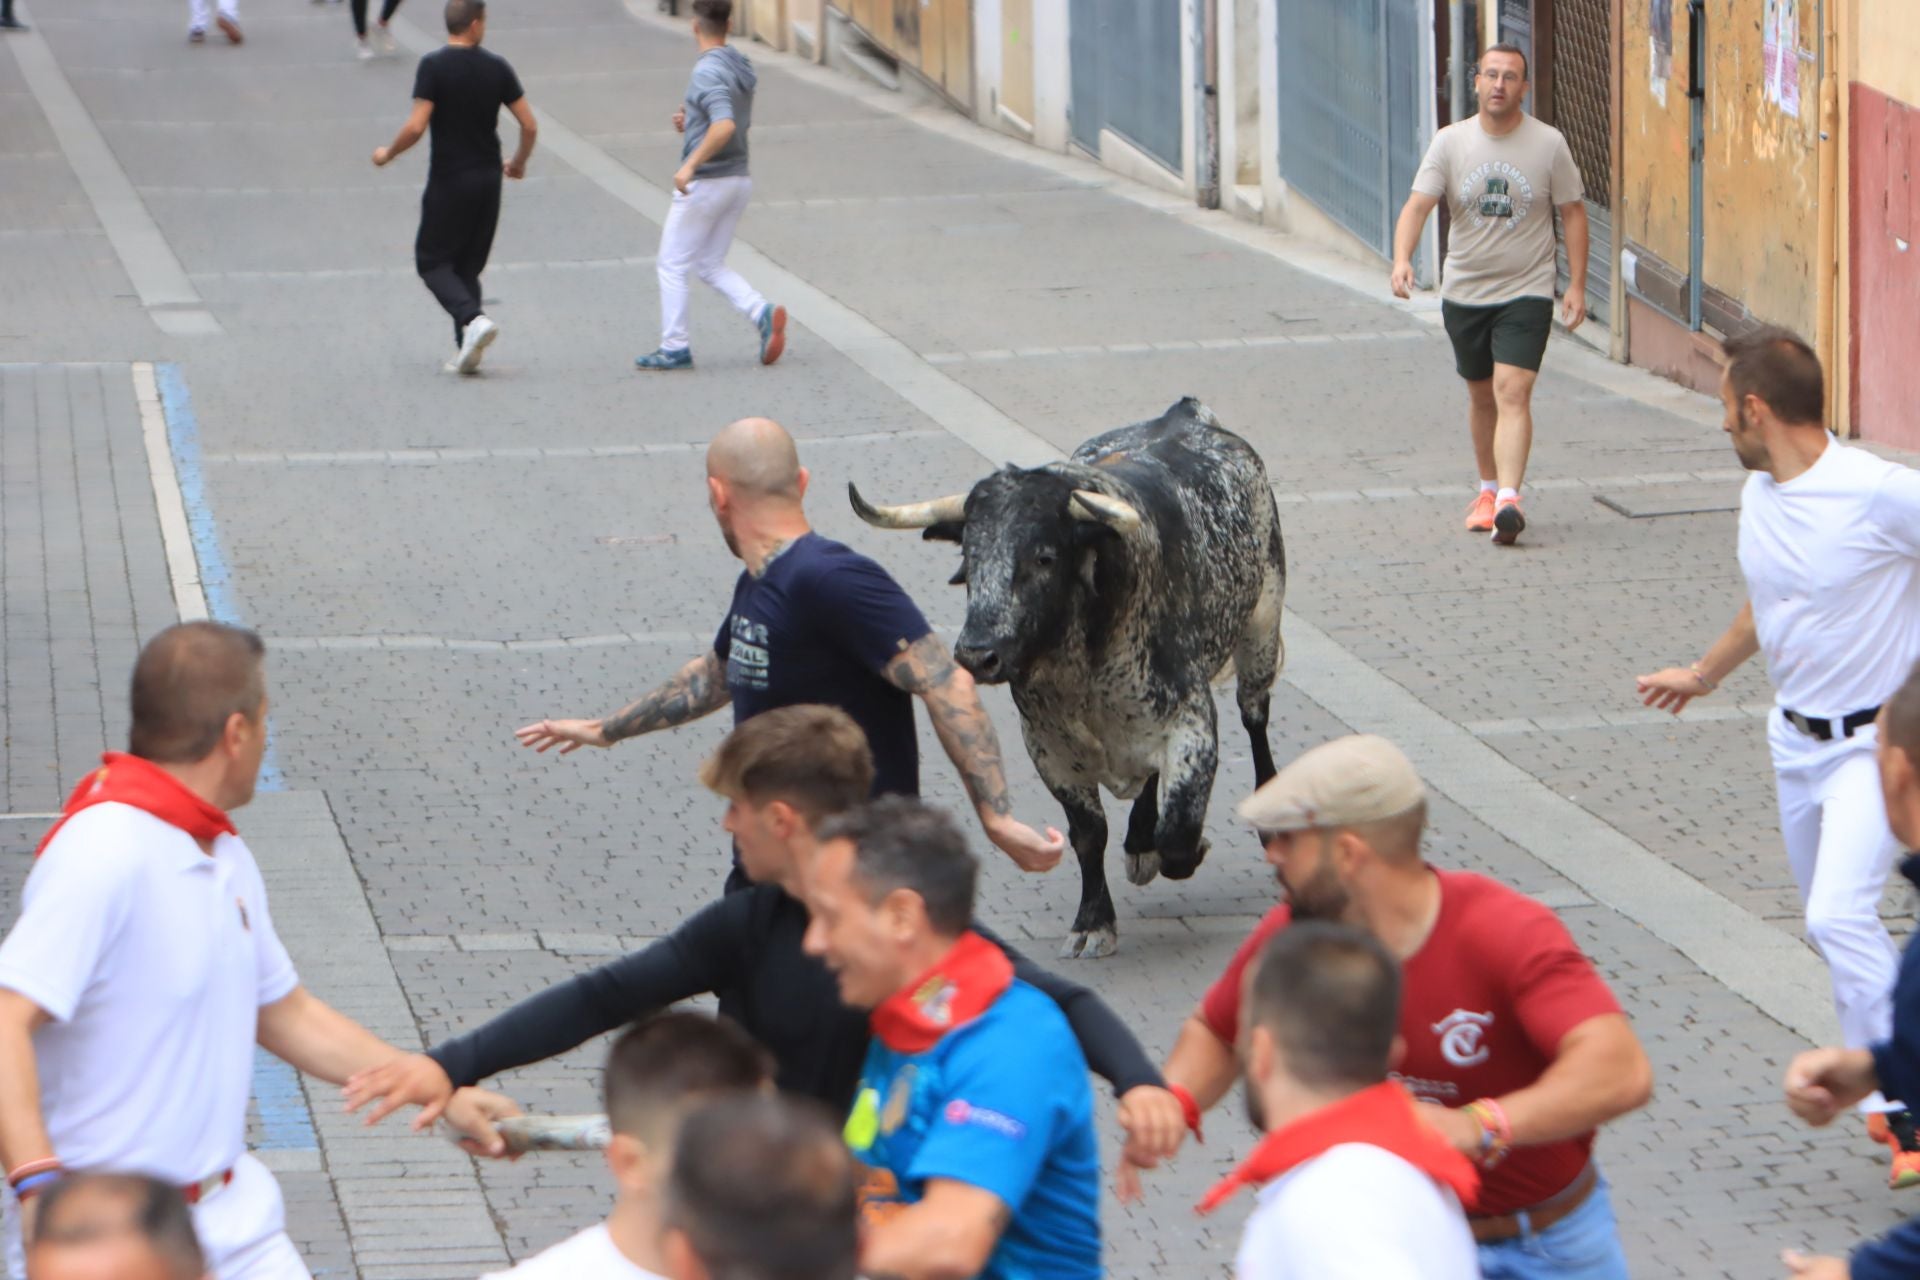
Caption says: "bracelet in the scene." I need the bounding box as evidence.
[11,1170,61,1201]
[1689,663,1717,692]
[1463,1098,1513,1168]
[1167,1083,1204,1144]
[6,1158,61,1187]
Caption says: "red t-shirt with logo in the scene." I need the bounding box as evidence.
[1199,869,1622,1215]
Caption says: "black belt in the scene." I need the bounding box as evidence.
[1783,706,1881,742]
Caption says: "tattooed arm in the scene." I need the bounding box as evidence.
[514,650,729,753]
[883,635,1063,872]
[860,1181,1012,1280]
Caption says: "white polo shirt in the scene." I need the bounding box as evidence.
[1739,440,1920,718]
[1233,1144,1479,1280]
[481,1225,666,1280]
[0,803,298,1183]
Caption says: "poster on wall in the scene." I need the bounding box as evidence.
[1649,0,1672,105]
[1763,0,1801,118]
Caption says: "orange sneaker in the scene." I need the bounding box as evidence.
[1867,1111,1920,1189]
[1464,490,1496,532]
[1491,495,1526,546]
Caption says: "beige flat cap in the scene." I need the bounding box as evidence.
[1235,734,1426,832]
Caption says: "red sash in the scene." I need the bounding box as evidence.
[1197,1081,1481,1215]
[869,931,1015,1054]
[36,753,235,857]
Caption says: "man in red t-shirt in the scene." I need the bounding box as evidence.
[1126,734,1652,1279]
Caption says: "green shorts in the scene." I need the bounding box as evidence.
[1441,296,1554,381]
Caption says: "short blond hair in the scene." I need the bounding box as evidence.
[698,705,875,824]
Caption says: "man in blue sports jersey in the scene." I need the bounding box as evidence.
[800,796,1101,1280]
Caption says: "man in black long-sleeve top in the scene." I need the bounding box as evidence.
[345,705,1192,1175]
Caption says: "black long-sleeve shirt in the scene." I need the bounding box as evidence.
[427,884,1161,1116]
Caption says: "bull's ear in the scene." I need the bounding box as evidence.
[920,522,965,545]
[948,562,968,586]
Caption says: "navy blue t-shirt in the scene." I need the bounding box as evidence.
[713,534,930,798]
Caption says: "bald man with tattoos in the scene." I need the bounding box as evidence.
[517,416,1064,879]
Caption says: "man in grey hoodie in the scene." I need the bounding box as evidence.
[636,0,787,371]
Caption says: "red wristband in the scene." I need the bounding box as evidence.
[1168,1084,1204,1144]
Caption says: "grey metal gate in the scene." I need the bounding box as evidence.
[1276,0,1426,261]
[1069,0,1184,172]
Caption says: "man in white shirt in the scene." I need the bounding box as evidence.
[1637,326,1920,1188]
[0,622,501,1280]
[1196,921,1480,1280]
[481,1012,773,1280]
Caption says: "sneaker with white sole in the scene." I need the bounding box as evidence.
[456,315,498,374]
[634,347,693,371]
[355,38,375,59]
[375,25,396,53]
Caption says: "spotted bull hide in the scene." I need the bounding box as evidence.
[849,397,1286,958]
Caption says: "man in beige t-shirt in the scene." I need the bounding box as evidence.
[1391,43,1588,547]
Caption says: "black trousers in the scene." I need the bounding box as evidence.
[350,0,401,36]
[415,169,501,346]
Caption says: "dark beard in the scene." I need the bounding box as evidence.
[1285,861,1350,923]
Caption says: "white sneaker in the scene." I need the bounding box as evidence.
[455,315,498,373]
[375,24,396,53]
[355,38,374,59]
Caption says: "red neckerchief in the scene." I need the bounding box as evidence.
[35,753,236,858]
[869,931,1015,1054]
[1196,1081,1480,1215]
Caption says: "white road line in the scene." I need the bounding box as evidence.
[1466,704,1774,737]
[4,8,218,335]
[203,428,946,466]
[923,331,1432,365]
[189,255,657,284]
[133,363,210,622]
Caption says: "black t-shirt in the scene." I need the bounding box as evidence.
[713,533,929,798]
[424,884,1162,1115]
[411,45,524,179]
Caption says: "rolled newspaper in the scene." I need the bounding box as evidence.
[445,1113,612,1155]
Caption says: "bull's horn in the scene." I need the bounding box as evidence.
[848,482,968,530]
[1070,490,1143,534]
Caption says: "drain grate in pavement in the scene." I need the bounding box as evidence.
[1592,483,1741,518]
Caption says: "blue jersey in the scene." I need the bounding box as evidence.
[845,980,1102,1279]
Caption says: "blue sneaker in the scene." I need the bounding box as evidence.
[634,347,693,371]
[757,304,787,366]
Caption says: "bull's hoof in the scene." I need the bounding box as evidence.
[1058,926,1119,960]
[1125,851,1161,886]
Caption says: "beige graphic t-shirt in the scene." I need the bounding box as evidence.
[1412,115,1584,306]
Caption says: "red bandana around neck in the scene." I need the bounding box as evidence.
[869,931,1016,1054]
[35,753,237,858]
[1196,1081,1480,1216]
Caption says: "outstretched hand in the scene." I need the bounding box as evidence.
[1634,667,1710,715]
[1113,1085,1189,1203]
[514,718,609,754]
[343,1052,455,1131]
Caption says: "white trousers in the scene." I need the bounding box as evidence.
[188,0,240,27]
[1771,711,1905,1107]
[5,1155,307,1280]
[656,174,765,352]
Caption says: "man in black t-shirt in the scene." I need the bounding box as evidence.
[371,0,536,375]
[516,415,1066,874]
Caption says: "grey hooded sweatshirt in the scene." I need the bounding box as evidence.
[682,44,756,180]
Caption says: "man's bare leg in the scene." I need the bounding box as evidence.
[1492,363,1538,491]
[1466,377,1499,483]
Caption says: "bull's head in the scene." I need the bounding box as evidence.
[849,468,1142,685]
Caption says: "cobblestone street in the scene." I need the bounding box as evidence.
[4,1,1919,1276]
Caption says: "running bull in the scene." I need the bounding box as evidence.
[850,397,1285,958]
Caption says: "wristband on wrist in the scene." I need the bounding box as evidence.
[7,1158,61,1187]
[1689,662,1717,692]
[1167,1083,1204,1144]
[11,1170,62,1201]
[1463,1098,1513,1168]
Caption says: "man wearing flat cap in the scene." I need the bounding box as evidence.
[1124,735,1653,1280]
